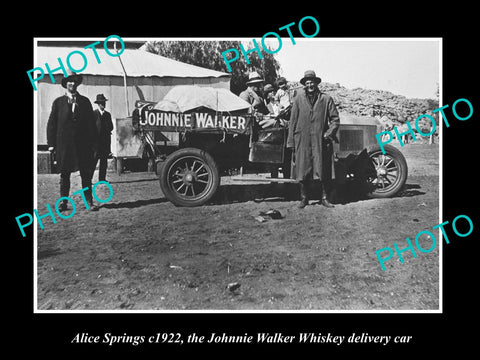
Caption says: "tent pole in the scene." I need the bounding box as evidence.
[115,41,130,117]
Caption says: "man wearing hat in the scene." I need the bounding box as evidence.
[239,71,270,116]
[92,94,114,182]
[287,70,340,209]
[47,70,98,211]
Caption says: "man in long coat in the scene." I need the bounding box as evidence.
[92,94,114,182]
[47,70,98,211]
[287,70,340,208]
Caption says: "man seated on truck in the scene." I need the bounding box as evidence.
[240,72,290,129]
[274,77,293,111]
[263,83,279,116]
[263,84,291,129]
[240,72,269,114]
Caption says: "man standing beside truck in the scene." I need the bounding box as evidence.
[287,70,340,209]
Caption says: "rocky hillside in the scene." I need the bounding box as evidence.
[289,81,439,130]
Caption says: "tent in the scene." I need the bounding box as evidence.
[35,43,231,150]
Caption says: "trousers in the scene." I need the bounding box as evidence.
[60,164,94,203]
[299,178,333,200]
[93,156,108,182]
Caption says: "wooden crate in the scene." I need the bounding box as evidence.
[37,151,53,174]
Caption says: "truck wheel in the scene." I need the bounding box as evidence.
[365,144,408,198]
[159,148,220,207]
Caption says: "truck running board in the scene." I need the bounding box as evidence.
[230,176,298,183]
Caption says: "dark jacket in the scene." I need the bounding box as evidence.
[287,90,340,181]
[94,109,114,157]
[239,87,269,115]
[47,93,97,173]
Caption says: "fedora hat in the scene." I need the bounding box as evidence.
[61,69,83,88]
[94,94,108,103]
[300,70,321,85]
[246,71,264,85]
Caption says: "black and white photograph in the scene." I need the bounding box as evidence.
[32,37,441,312]
[11,7,478,355]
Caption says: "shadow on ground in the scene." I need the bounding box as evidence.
[108,178,159,184]
[100,197,168,209]
[210,181,425,206]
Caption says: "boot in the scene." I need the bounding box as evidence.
[321,196,335,208]
[84,188,99,211]
[321,182,334,208]
[298,181,309,208]
[298,197,309,209]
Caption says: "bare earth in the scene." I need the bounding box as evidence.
[36,143,439,311]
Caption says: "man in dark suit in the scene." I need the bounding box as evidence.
[92,94,113,182]
[47,70,98,211]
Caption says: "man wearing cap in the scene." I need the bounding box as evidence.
[47,70,98,211]
[287,70,340,209]
[92,94,114,182]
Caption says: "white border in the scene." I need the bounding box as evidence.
[33,37,443,314]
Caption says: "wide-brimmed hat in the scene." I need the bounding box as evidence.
[94,94,108,103]
[276,77,287,86]
[61,69,83,88]
[246,71,264,85]
[300,70,321,85]
[263,84,274,93]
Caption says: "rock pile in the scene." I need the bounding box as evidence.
[288,81,439,132]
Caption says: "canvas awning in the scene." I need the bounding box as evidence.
[154,85,251,113]
[35,46,231,79]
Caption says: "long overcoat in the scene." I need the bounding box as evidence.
[287,90,340,181]
[47,93,98,173]
[94,109,114,158]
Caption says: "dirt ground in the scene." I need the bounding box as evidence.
[36,143,439,311]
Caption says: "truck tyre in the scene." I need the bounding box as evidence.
[365,144,408,198]
[159,147,220,207]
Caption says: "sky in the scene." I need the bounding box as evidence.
[270,39,440,99]
[33,37,439,99]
